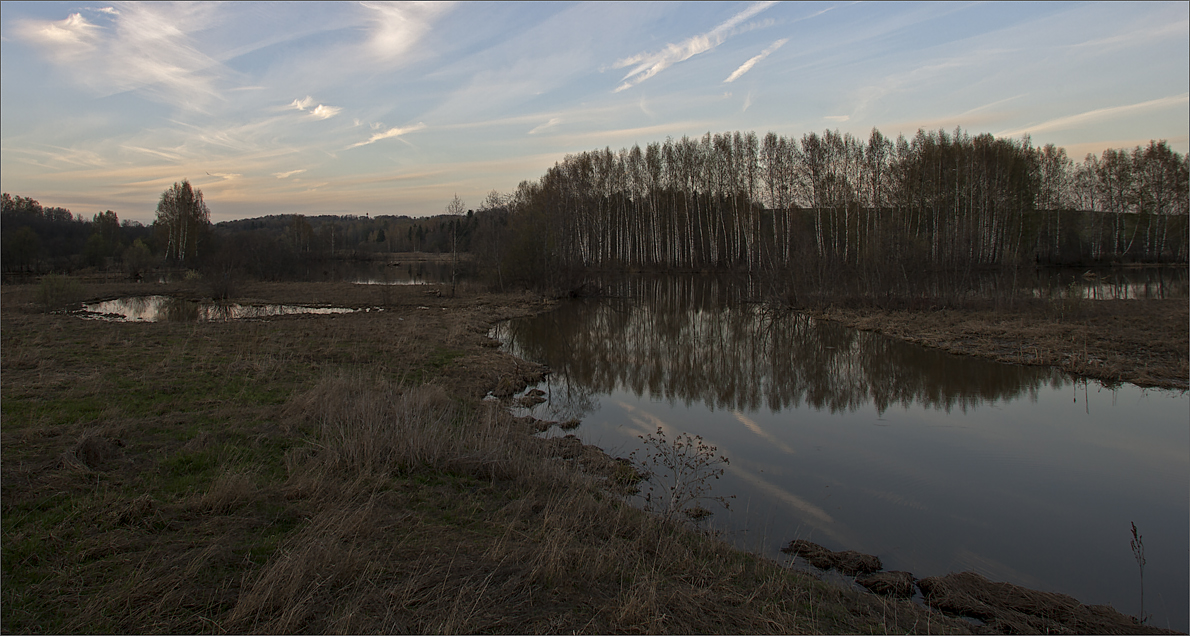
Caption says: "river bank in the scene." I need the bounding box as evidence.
[808,298,1188,390]
[2,279,1182,633]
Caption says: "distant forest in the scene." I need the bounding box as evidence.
[1,192,480,279]
[4,127,1187,290]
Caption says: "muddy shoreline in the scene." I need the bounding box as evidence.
[806,299,1188,390]
[782,540,1180,634]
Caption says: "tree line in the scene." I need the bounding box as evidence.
[1,182,484,280]
[1,193,153,275]
[5,129,1185,290]
[479,128,1188,291]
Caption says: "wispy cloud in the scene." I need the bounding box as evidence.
[850,48,1013,120]
[996,93,1190,138]
[546,120,716,147]
[310,104,341,120]
[290,96,317,111]
[824,115,850,122]
[16,3,227,109]
[348,122,428,149]
[724,37,788,83]
[19,12,102,62]
[1069,18,1188,51]
[361,1,454,62]
[290,96,341,120]
[612,1,777,92]
[205,171,242,181]
[274,169,307,179]
[528,118,562,135]
[639,96,655,117]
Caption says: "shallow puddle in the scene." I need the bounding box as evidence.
[78,296,360,322]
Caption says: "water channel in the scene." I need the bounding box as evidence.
[492,275,1189,631]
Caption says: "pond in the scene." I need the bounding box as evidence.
[1034,266,1187,301]
[492,275,1189,632]
[342,260,455,286]
[147,259,457,285]
[79,296,359,322]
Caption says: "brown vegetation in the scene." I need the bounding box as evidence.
[919,571,1178,635]
[809,298,1189,390]
[3,280,993,634]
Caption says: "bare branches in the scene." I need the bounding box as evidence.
[630,426,733,522]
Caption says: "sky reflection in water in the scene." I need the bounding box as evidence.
[80,296,357,322]
[493,276,1189,632]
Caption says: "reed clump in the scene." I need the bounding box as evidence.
[35,273,84,311]
[218,372,965,634]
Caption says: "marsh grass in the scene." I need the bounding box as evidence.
[811,298,1188,390]
[2,281,979,634]
[35,274,84,312]
[1130,522,1149,625]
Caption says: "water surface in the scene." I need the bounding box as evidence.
[79,296,359,322]
[493,276,1189,631]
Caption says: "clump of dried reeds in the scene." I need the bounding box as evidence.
[1130,521,1149,625]
[286,373,564,486]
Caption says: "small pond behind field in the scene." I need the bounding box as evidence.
[79,296,359,322]
[493,275,1189,632]
[1034,266,1187,300]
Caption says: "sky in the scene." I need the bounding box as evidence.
[1,1,1187,223]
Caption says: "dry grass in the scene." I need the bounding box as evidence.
[812,298,1189,389]
[290,375,529,481]
[213,372,975,634]
[1,280,989,634]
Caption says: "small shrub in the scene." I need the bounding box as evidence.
[630,426,733,521]
[36,273,84,312]
[207,273,237,301]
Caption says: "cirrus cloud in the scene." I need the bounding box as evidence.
[361,1,455,63]
[724,38,788,83]
[15,3,226,109]
[348,122,428,149]
[612,1,777,92]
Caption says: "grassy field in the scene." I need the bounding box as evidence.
[2,279,987,634]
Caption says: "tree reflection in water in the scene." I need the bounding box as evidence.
[495,275,1065,419]
[492,274,1189,633]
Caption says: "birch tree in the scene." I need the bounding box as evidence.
[154,180,210,264]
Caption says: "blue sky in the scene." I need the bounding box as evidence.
[2,1,1187,223]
